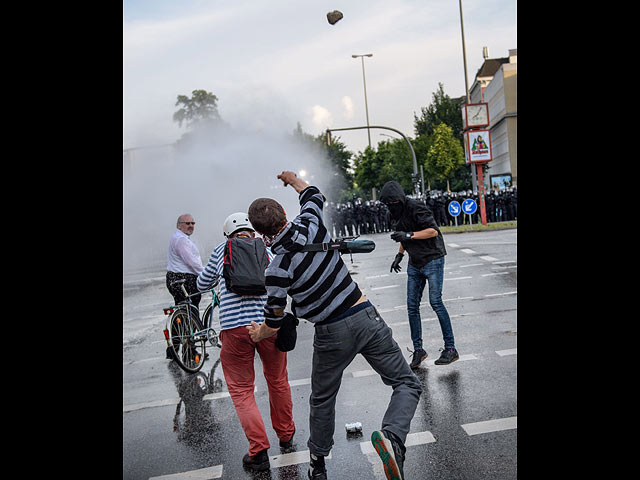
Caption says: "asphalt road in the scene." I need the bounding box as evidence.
[123,228,517,480]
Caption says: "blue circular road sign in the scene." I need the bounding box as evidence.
[462,198,477,215]
[448,201,461,217]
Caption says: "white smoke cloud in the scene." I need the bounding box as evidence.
[311,105,332,130]
[123,124,337,274]
[341,96,354,119]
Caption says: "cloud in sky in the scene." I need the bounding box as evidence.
[311,105,332,130]
[341,96,354,120]
[123,0,516,153]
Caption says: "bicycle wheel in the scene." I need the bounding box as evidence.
[168,307,206,373]
[201,303,220,347]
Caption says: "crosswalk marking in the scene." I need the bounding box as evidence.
[125,349,517,413]
[360,430,436,454]
[148,464,223,479]
[461,416,517,436]
[146,416,517,478]
[270,450,332,468]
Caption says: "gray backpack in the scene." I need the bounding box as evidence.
[222,237,269,295]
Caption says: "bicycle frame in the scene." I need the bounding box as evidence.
[162,285,221,351]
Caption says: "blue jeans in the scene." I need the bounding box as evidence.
[407,256,455,350]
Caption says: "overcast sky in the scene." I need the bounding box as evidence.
[123,0,516,155]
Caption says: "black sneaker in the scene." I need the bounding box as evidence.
[409,348,428,369]
[242,449,270,471]
[371,430,405,480]
[279,427,296,453]
[434,347,459,365]
[308,453,327,479]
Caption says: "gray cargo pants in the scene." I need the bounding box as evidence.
[307,303,422,456]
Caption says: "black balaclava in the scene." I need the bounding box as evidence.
[379,181,406,220]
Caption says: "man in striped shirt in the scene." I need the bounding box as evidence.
[247,171,422,480]
[197,212,295,472]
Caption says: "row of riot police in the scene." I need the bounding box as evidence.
[325,198,392,238]
[324,187,517,236]
[423,187,517,227]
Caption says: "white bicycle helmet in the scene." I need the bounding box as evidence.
[223,212,254,237]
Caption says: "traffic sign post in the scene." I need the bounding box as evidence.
[461,102,491,226]
[448,200,461,227]
[462,198,477,229]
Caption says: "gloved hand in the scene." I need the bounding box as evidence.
[391,231,413,242]
[390,253,404,273]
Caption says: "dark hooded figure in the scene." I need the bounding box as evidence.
[379,181,459,368]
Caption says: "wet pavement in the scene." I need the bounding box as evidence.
[123,228,517,479]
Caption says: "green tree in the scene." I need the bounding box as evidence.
[426,123,465,192]
[414,83,471,191]
[173,89,221,129]
[414,82,464,140]
[352,145,380,194]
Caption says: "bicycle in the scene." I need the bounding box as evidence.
[162,277,222,373]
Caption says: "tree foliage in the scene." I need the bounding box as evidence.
[173,89,222,130]
[426,123,465,192]
[165,82,475,199]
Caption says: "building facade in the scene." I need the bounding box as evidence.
[469,48,517,190]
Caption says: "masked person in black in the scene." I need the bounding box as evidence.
[380,181,459,369]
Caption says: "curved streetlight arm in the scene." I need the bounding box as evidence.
[326,125,421,194]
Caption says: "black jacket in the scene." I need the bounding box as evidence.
[380,181,446,268]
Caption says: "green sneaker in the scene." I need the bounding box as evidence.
[371,430,405,480]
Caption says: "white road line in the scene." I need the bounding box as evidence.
[351,369,378,378]
[493,260,516,264]
[460,248,476,254]
[124,387,256,413]
[202,392,231,401]
[447,243,460,248]
[365,274,389,279]
[459,263,484,268]
[479,255,499,262]
[270,450,332,468]
[124,398,180,413]
[125,346,516,413]
[423,353,477,367]
[445,276,472,281]
[148,465,223,480]
[461,416,517,436]
[289,377,312,386]
[484,291,517,297]
[481,272,509,277]
[370,285,400,291]
[360,430,436,454]
[445,296,474,302]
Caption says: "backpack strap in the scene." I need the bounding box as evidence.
[300,241,347,252]
[223,239,232,266]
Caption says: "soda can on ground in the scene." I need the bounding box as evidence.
[345,422,362,433]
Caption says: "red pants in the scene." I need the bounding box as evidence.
[219,326,295,456]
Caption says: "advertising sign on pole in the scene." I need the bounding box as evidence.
[464,130,492,163]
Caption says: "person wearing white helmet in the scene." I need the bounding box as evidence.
[197,212,295,472]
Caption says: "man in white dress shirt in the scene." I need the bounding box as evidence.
[166,213,204,359]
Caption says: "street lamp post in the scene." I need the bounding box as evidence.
[352,53,373,149]
[458,0,487,225]
[327,125,421,195]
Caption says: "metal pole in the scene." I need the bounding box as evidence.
[353,54,373,149]
[459,0,486,225]
[459,0,470,104]
[327,125,419,194]
[360,57,371,148]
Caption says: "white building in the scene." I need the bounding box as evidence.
[469,48,517,190]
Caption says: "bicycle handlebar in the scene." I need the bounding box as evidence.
[169,275,220,299]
